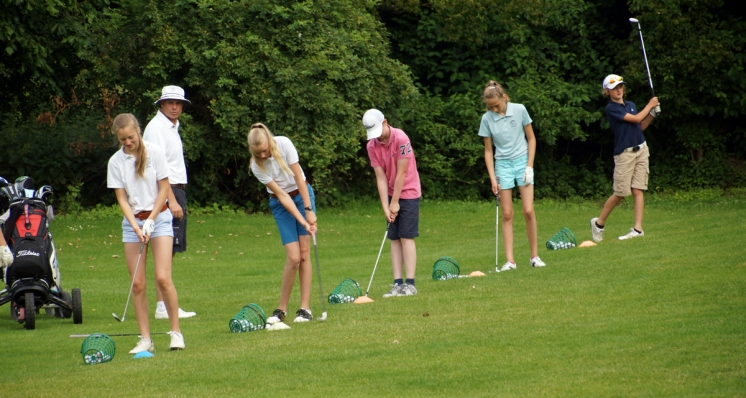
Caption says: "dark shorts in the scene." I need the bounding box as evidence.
[387,197,419,240]
[172,187,188,253]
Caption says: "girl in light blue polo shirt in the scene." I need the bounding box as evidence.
[478,81,546,271]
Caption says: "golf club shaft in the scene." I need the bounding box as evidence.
[70,332,169,338]
[365,223,390,296]
[633,20,655,97]
[311,234,326,316]
[495,193,499,269]
[118,241,145,321]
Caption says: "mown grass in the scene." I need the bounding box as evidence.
[1,191,744,397]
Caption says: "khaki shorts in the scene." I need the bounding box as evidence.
[613,145,649,197]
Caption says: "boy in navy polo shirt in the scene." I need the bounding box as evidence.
[590,74,659,242]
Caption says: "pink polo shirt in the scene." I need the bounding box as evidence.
[366,126,421,199]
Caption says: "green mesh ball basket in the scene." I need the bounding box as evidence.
[81,333,116,364]
[229,303,267,332]
[432,256,460,280]
[328,278,362,304]
[546,227,577,250]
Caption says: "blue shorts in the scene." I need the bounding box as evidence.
[122,209,174,243]
[495,153,532,190]
[269,185,316,245]
[387,197,419,240]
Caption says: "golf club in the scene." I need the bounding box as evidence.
[112,241,145,322]
[495,192,500,273]
[354,222,390,303]
[70,332,169,338]
[311,233,327,322]
[629,18,655,97]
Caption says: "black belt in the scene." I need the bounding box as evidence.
[170,184,187,190]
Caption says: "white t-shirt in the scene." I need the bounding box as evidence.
[250,136,306,194]
[143,110,187,184]
[107,141,170,213]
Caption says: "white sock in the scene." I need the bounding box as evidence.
[156,301,166,311]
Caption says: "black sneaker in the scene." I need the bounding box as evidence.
[293,308,313,323]
[266,309,286,325]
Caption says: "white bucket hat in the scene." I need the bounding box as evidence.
[154,85,191,104]
[362,109,385,140]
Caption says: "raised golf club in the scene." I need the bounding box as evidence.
[629,18,655,98]
[311,233,327,322]
[112,241,145,322]
[354,222,390,304]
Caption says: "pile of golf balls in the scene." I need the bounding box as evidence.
[328,294,356,304]
[83,351,111,364]
[548,241,576,250]
[435,272,459,280]
[230,318,264,332]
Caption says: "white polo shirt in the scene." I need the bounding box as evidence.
[250,136,306,194]
[107,141,170,213]
[143,110,187,184]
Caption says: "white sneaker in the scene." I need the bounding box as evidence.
[618,228,644,240]
[155,308,197,319]
[382,284,402,298]
[530,257,546,267]
[266,309,286,325]
[293,308,313,323]
[129,337,154,354]
[169,331,185,350]
[590,218,604,242]
[500,262,517,271]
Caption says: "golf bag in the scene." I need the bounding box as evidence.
[0,176,82,330]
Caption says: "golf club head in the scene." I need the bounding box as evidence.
[318,312,327,322]
[629,18,639,23]
[112,312,124,322]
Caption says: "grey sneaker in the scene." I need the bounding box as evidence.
[399,283,418,296]
[618,228,644,240]
[590,218,604,242]
[382,284,402,298]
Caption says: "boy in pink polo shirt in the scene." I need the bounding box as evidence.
[363,109,421,297]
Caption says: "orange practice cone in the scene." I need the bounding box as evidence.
[353,295,374,304]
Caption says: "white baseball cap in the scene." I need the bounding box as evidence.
[602,74,625,90]
[154,85,191,104]
[362,109,385,140]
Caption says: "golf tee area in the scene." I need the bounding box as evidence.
[1,191,744,397]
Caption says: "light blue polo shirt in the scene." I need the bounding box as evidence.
[478,102,532,160]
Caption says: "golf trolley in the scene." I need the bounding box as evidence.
[0,176,82,330]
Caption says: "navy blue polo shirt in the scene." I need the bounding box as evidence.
[606,100,646,155]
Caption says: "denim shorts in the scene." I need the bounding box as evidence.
[122,209,174,243]
[495,153,531,190]
[269,185,316,245]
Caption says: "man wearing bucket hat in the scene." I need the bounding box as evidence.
[590,74,659,242]
[143,86,196,319]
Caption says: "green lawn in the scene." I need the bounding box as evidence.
[1,191,744,397]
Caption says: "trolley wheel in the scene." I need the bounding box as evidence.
[72,288,82,324]
[24,292,35,330]
[57,291,72,318]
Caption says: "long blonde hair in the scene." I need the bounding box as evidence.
[111,113,147,178]
[483,80,511,110]
[248,123,293,176]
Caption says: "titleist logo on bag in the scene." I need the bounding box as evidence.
[17,250,41,257]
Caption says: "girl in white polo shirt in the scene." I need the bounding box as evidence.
[478,81,546,271]
[107,113,184,353]
[248,123,317,326]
